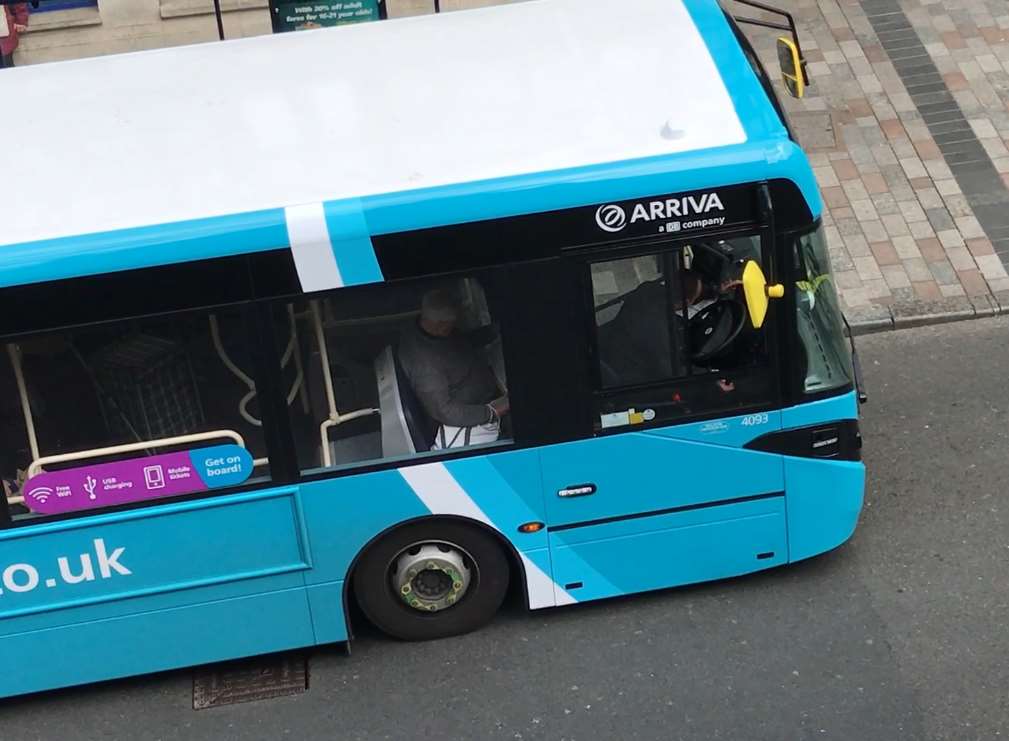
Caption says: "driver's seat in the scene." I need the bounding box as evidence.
[597,284,677,385]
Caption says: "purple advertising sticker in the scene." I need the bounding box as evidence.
[22,444,254,515]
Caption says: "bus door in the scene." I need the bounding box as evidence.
[540,235,789,602]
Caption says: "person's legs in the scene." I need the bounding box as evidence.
[0,54,13,69]
[430,420,501,450]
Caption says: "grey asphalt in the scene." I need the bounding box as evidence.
[2,318,1008,741]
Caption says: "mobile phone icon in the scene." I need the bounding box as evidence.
[144,465,166,490]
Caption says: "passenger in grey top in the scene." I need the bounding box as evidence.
[398,289,509,430]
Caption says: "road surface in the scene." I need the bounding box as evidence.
[2,318,1007,741]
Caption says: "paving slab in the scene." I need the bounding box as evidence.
[746,0,1009,327]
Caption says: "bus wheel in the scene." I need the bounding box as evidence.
[353,520,510,641]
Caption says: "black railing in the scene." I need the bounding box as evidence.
[213,0,224,40]
[731,0,809,85]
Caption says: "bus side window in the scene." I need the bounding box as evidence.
[1,307,271,523]
[588,236,775,431]
[277,273,512,474]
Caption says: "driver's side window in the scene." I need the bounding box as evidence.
[591,252,688,389]
[588,237,774,431]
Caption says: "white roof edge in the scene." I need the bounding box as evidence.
[4,0,746,246]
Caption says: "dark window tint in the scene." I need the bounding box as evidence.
[278,274,512,473]
[588,235,775,430]
[2,307,270,523]
[794,226,853,395]
[591,253,688,388]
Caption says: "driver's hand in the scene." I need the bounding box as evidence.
[717,379,735,393]
[720,279,743,293]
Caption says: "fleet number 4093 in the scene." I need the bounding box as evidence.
[740,413,770,426]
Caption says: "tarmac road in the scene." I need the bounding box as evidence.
[2,317,1008,741]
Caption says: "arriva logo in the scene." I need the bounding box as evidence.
[594,193,726,232]
[595,204,627,233]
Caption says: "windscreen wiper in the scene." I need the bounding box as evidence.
[841,313,869,404]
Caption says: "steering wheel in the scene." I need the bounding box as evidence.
[688,296,747,364]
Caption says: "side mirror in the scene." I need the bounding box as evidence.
[776,36,806,99]
[742,260,785,329]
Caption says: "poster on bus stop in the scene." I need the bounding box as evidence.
[269,1,385,33]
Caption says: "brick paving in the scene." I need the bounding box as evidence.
[746,0,1009,323]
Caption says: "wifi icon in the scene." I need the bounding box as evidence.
[27,487,54,505]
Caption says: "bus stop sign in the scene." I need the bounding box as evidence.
[270,1,385,33]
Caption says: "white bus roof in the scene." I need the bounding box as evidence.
[3,0,755,248]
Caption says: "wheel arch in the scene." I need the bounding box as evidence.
[340,514,531,641]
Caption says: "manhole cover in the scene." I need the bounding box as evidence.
[193,654,308,710]
[791,111,837,151]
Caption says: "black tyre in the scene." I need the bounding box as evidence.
[352,519,510,641]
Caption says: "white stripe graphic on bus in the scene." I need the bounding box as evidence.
[285,202,344,292]
[398,462,576,609]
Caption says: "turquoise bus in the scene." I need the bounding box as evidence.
[0,0,864,697]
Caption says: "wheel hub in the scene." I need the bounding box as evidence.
[392,543,471,613]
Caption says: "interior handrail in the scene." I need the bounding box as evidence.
[25,429,246,479]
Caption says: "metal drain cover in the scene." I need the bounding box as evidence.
[193,654,308,710]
